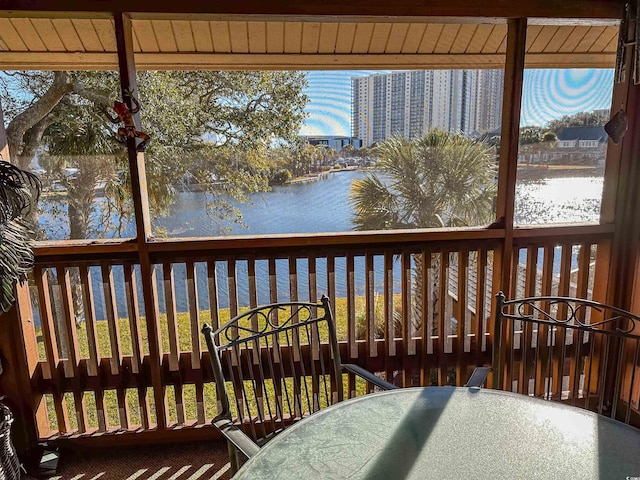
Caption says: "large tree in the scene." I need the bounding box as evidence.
[1,70,308,239]
[547,110,607,134]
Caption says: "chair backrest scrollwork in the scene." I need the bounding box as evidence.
[493,292,640,424]
[202,295,343,441]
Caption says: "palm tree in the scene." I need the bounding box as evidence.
[0,158,41,312]
[349,130,496,378]
[351,130,496,230]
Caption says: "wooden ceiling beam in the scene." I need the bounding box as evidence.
[0,0,624,20]
[0,51,615,70]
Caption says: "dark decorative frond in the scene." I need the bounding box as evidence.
[0,160,41,225]
[0,160,41,313]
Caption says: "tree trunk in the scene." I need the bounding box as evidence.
[17,116,50,170]
[6,72,73,161]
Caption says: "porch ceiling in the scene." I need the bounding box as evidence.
[0,16,618,70]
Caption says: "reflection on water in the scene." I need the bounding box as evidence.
[36,170,603,321]
[40,170,604,239]
[515,176,602,225]
[154,172,604,237]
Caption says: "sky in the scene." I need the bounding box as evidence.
[299,69,615,137]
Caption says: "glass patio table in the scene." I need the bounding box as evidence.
[234,386,640,479]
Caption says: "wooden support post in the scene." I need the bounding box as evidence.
[491,18,526,389]
[0,284,49,453]
[605,14,640,412]
[496,18,526,297]
[113,12,167,429]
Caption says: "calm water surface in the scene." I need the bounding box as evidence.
[154,171,603,236]
[37,171,603,321]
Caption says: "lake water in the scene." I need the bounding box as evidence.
[37,170,603,321]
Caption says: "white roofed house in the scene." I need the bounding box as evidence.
[552,126,608,166]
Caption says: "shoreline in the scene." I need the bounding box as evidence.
[516,164,603,180]
[287,166,371,185]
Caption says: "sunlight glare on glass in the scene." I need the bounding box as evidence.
[521,69,613,126]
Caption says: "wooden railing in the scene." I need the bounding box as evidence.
[7,224,634,444]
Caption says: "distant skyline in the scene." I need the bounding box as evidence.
[300,69,615,137]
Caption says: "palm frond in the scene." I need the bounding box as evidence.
[0,160,41,312]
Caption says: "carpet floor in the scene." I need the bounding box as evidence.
[23,441,234,480]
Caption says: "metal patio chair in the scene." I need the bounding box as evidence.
[202,295,397,471]
[483,291,640,422]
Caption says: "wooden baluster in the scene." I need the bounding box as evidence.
[266,258,285,414]
[72,391,88,435]
[384,252,395,387]
[572,243,591,404]
[248,258,258,314]
[521,246,538,395]
[327,254,336,313]
[101,263,122,376]
[227,260,241,415]
[268,258,280,368]
[325,255,338,400]
[308,256,319,362]
[401,251,413,387]
[52,392,69,434]
[207,260,220,343]
[365,253,376,360]
[346,254,356,359]
[535,245,554,398]
[268,258,278,304]
[438,252,448,384]
[586,240,611,406]
[56,266,88,433]
[455,250,468,386]
[308,255,317,305]
[124,264,150,428]
[420,249,432,385]
[117,388,129,430]
[138,386,150,430]
[289,257,300,316]
[506,251,519,391]
[186,261,201,370]
[344,254,355,397]
[95,389,107,432]
[174,382,186,426]
[247,258,263,416]
[56,266,79,379]
[228,259,239,321]
[195,382,206,425]
[34,267,58,380]
[287,257,304,408]
[472,249,487,366]
[163,262,180,372]
[148,264,168,429]
[308,256,321,404]
[79,266,100,377]
[553,245,572,400]
[124,264,144,374]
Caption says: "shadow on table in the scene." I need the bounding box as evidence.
[597,413,640,480]
[364,387,460,480]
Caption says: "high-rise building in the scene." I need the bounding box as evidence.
[352,69,504,146]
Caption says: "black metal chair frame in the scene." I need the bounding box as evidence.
[490,291,640,423]
[202,295,396,470]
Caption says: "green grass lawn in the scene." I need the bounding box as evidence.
[41,296,400,433]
